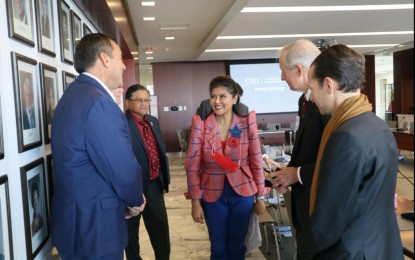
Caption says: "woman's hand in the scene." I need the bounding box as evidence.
[254,199,266,215]
[191,199,205,224]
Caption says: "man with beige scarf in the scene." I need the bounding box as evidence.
[297,44,403,259]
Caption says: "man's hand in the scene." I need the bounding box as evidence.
[268,167,299,193]
[125,194,147,219]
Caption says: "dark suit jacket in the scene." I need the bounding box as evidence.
[42,15,50,38]
[51,74,143,257]
[288,94,330,232]
[298,112,402,259]
[126,112,170,193]
[22,106,36,130]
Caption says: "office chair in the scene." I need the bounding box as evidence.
[258,208,281,259]
[176,129,188,167]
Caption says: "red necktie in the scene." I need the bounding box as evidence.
[139,121,161,175]
[301,97,308,117]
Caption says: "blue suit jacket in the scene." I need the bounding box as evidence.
[50,74,143,256]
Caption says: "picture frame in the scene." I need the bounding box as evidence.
[20,159,49,259]
[45,154,54,213]
[62,71,76,92]
[35,0,55,56]
[58,0,73,64]
[0,175,13,260]
[83,23,92,36]
[0,95,4,160]
[39,63,58,144]
[71,11,82,52]
[11,52,42,153]
[6,0,35,46]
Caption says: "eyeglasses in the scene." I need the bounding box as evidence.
[129,98,151,104]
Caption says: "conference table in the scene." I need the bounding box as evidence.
[396,196,414,259]
[392,129,414,152]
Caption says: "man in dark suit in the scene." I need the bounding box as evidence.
[297,44,402,259]
[124,84,170,260]
[22,77,36,130]
[51,33,145,259]
[269,40,330,255]
[41,0,50,38]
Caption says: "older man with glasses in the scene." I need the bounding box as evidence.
[124,84,171,260]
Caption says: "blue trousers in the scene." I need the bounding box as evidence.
[202,178,254,260]
[60,250,123,260]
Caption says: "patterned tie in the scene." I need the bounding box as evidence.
[139,121,161,174]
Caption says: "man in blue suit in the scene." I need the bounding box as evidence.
[51,33,146,259]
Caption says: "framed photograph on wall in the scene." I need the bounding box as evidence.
[62,71,76,92]
[83,23,92,36]
[40,63,58,144]
[71,11,82,52]
[45,154,54,213]
[6,0,35,46]
[35,0,55,56]
[21,159,49,259]
[58,0,73,64]
[0,175,14,260]
[0,95,4,160]
[11,52,42,153]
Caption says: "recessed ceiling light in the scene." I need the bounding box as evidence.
[146,56,154,60]
[217,31,413,40]
[145,51,153,54]
[205,44,399,52]
[141,1,155,6]
[241,4,413,12]
[143,17,155,21]
[131,51,138,55]
[160,23,189,30]
[165,37,175,40]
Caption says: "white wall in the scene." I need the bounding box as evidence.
[0,0,96,259]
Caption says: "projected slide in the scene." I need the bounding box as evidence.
[229,62,301,114]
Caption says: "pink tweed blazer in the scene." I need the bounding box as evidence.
[186,111,265,203]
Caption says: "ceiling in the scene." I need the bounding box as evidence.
[123,0,414,66]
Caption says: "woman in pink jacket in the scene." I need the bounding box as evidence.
[186,75,265,259]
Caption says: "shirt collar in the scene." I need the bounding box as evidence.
[82,72,116,102]
[129,111,147,124]
[305,89,311,101]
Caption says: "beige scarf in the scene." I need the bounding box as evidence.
[309,94,372,216]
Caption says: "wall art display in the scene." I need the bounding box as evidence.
[62,71,76,92]
[58,0,73,64]
[45,154,54,212]
[35,0,55,56]
[71,11,82,51]
[6,0,35,46]
[0,96,4,160]
[21,159,49,259]
[83,23,92,36]
[40,63,58,143]
[0,175,13,260]
[12,52,42,153]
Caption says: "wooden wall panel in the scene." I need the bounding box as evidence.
[394,48,414,116]
[363,55,376,110]
[153,63,193,152]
